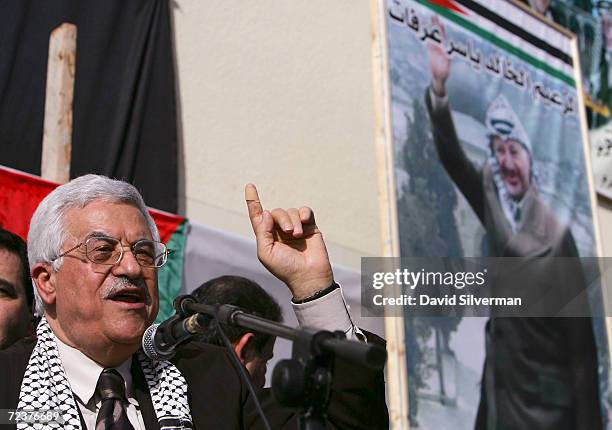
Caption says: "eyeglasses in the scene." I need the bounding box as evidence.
[53,236,173,268]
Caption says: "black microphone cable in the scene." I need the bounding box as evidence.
[213,314,272,430]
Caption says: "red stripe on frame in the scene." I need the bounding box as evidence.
[428,0,466,14]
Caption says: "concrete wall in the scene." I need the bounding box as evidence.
[172,1,383,269]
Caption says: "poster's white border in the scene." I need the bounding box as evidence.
[370,0,409,428]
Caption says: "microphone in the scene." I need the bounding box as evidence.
[173,294,198,315]
[142,310,207,361]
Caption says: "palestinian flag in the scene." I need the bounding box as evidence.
[0,165,186,322]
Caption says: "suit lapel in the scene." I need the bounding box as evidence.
[132,358,161,430]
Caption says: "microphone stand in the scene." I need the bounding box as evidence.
[178,297,386,430]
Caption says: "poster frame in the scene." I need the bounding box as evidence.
[369,0,612,428]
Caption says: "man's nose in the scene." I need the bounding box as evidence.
[112,247,143,279]
[499,154,515,170]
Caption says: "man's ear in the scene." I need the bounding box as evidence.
[31,262,56,307]
[233,332,256,366]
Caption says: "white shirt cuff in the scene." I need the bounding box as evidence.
[292,286,365,341]
[429,86,449,111]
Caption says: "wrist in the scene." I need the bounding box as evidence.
[288,274,334,301]
[432,80,446,98]
[292,281,339,304]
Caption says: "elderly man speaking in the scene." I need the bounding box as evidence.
[0,174,387,429]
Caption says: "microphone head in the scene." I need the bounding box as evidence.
[173,294,197,315]
[142,324,176,361]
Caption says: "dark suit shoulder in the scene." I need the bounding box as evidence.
[0,338,35,408]
[172,341,248,429]
[172,341,245,388]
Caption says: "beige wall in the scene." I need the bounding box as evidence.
[172,1,382,269]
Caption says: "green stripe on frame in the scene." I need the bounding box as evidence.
[412,0,575,86]
[156,220,188,323]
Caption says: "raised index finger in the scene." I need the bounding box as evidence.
[245,184,275,256]
[245,183,264,227]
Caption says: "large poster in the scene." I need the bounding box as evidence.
[383,0,609,428]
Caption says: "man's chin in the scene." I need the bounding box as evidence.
[108,331,146,347]
[503,183,525,200]
[107,321,149,345]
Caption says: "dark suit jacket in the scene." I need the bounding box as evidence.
[0,336,388,429]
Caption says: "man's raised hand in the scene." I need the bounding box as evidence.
[245,184,333,300]
[428,15,450,97]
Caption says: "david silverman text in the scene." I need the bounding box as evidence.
[372,294,522,306]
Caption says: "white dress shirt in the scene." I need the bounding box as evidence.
[292,286,365,341]
[53,286,359,429]
[54,334,147,429]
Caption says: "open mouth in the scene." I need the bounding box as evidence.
[502,171,519,184]
[108,288,145,304]
[505,177,519,185]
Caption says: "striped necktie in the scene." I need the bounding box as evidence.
[95,369,135,430]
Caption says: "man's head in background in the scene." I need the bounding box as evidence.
[0,227,34,348]
[486,94,533,201]
[192,275,283,387]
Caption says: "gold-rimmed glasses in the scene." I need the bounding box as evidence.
[52,235,172,268]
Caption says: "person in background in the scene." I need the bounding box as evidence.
[0,227,34,349]
[192,275,282,388]
[425,19,600,430]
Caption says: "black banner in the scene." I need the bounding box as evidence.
[0,0,178,212]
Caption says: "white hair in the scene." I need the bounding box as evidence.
[28,174,159,313]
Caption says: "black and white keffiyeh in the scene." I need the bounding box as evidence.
[17,318,192,429]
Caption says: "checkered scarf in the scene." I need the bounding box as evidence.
[17,318,192,429]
